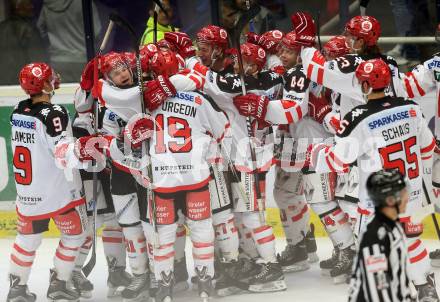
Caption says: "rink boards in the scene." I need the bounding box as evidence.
[0,84,438,238]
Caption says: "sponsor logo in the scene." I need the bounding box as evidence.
[368,110,410,129]
[272,30,283,39]
[427,60,440,70]
[31,66,42,77]
[219,29,227,39]
[257,48,266,59]
[361,20,372,31]
[363,62,374,73]
[11,118,36,129]
[351,108,368,121]
[108,111,116,121]
[175,92,195,102]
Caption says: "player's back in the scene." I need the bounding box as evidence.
[10,99,83,218]
[150,90,229,192]
[339,96,431,208]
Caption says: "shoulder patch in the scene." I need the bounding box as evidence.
[38,104,69,137]
[335,54,362,74]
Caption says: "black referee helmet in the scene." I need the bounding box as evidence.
[366,169,407,208]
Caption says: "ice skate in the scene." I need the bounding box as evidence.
[47,269,80,302]
[121,272,149,302]
[195,266,213,302]
[320,248,340,276]
[107,265,132,298]
[6,274,37,302]
[277,239,310,273]
[429,249,440,267]
[155,272,174,302]
[416,273,440,302]
[174,257,189,292]
[71,270,93,298]
[248,261,287,293]
[215,260,244,297]
[305,223,319,263]
[330,246,355,284]
[149,271,159,300]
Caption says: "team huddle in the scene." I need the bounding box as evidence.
[6,9,440,302]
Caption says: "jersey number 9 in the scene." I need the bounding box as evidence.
[13,146,32,185]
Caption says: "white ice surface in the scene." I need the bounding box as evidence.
[1,238,440,302]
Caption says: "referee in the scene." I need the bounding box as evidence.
[348,169,413,302]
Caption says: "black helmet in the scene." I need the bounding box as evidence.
[366,169,406,208]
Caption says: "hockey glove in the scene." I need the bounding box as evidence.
[164,32,196,59]
[74,135,109,161]
[122,117,154,148]
[143,75,177,112]
[304,143,327,169]
[140,43,159,72]
[258,30,283,54]
[233,94,269,121]
[272,65,285,75]
[308,92,332,124]
[246,32,261,45]
[80,58,97,91]
[290,12,316,47]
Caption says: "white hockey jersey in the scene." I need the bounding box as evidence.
[400,54,440,139]
[200,69,284,172]
[110,91,230,193]
[313,97,436,212]
[10,100,84,219]
[300,47,407,117]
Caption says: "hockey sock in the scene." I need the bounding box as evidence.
[242,212,277,263]
[213,210,239,262]
[153,223,177,281]
[174,224,187,262]
[311,201,354,249]
[54,234,83,281]
[122,225,148,275]
[187,218,215,277]
[102,226,126,268]
[274,188,309,246]
[73,235,92,271]
[235,213,259,259]
[407,237,431,286]
[9,233,42,285]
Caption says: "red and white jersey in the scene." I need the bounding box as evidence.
[110,91,230,193]
[400,54,440,139]
[200,69,284,172]
[10,100,84,219]
[300,47,407,117]
[313,97,436,210]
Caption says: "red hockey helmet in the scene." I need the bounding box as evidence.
[140,43,159,71]
[259,30,284,54]
[355,58,391,90]
[123,52,137,70]
[149,49,179,77]
[344,16,381,46]
[196,25,229,49]
[241,42,267,71]
[19,63,57,95]
[280,31,302,51]
[101,52,130,78]
[156,39,178,52]
[322,35,349,59]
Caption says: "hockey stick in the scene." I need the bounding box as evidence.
[316,10,322,51]
[109,13,161,248]
[153,5,158,43]
[233,4,265,224]
[82,19,115,277]
[152,0,175,32]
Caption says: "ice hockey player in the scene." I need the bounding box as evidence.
[161,27,288,293]
[8,63,88,302]
[234,29,356,283]
[316,35,356,276]
[107,48,231,302]
[310,58,439,301]
[70,56,135,299]
[348,169,413,302]
[75,52,150,302]
[246,30,284,71]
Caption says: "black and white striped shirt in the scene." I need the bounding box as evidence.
[348,211,413,302]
